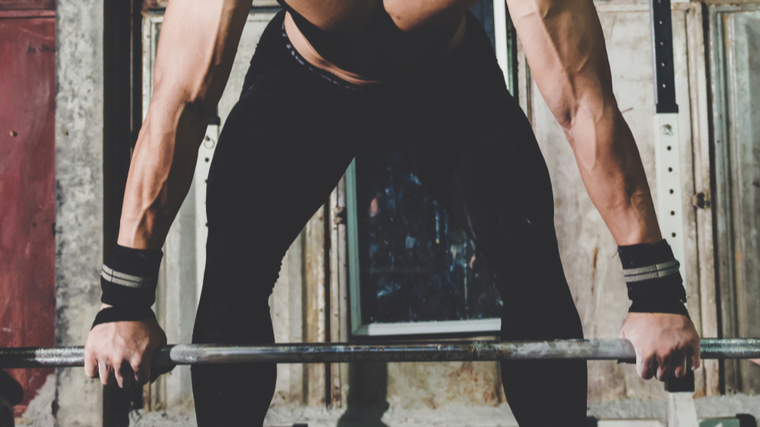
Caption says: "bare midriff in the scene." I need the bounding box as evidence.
[283,11,468,85]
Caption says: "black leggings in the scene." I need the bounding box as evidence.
[191,10,586,426]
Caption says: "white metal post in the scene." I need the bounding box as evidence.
[195,122,219,305]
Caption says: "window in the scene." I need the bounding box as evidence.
[348,0,517,336]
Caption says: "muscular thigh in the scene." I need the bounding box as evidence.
[404,15,518,208]
[207,68,357,251]
[200,62,358,323]
[411,70,567,317]
[414,94,556,255]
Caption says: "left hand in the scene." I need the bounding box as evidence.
[619,312,701,381]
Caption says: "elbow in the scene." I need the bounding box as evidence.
[151,70,219,124]
[185,99,217,123]
[145,93,217,130]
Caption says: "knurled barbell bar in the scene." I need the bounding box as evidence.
[1,338,759,369]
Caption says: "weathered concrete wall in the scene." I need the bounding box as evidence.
[53,0,105,424]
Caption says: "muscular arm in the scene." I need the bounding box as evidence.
[118,0,252,250]
[506,0,661,246]
[508,0,701,381]
[84,0,252,388]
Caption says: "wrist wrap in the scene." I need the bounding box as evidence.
[100,244,163,312]
[91,306,156,329]
[618,240,690,317]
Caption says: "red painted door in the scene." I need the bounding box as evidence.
[0,10,56,416]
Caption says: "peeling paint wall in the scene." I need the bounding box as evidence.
[54,0,105,423]
[0,12,56,418]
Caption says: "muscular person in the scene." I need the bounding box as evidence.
[84,0,701,425]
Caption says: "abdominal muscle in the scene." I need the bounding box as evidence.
[283,11,468,85]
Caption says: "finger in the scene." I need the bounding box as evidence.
[98,360,111,386]
[656,362,670,381]
[131,356,149,385]
[669,347,686,378]
[119,361,133,389]
[690,341,702,371]
[84,350,98,379]
[751,359,760,366]
[113,360,130,389]
[656,352,672,382]
[673,349,688,378]
[637,352,656,380]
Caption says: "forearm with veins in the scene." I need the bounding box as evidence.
[506,0,662,245]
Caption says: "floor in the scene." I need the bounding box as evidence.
[121,395,760,427]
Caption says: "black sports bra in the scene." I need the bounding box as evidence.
[276,0,400,75]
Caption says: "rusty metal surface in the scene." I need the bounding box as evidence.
[0,15,56,414]
[0,0,55,11]
[2,339,760,369]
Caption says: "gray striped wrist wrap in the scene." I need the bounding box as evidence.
[100,245,163,314]
[618,240,689,317]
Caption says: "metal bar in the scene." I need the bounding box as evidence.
[649,0,678,113]
[650,0,686,289]
[1,339,759,369]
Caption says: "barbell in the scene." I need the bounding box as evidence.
[1,338,759,369]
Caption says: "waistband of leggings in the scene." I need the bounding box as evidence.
[278,14,381,94]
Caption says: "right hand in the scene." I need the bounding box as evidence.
[619,312,700,381]
[84,304,167,388]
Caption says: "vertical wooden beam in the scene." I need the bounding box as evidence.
[684,2,720,397]
[724,9,760,395]
[708,5,739,394]
[304,206,327,407]
[329,176,349,408]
